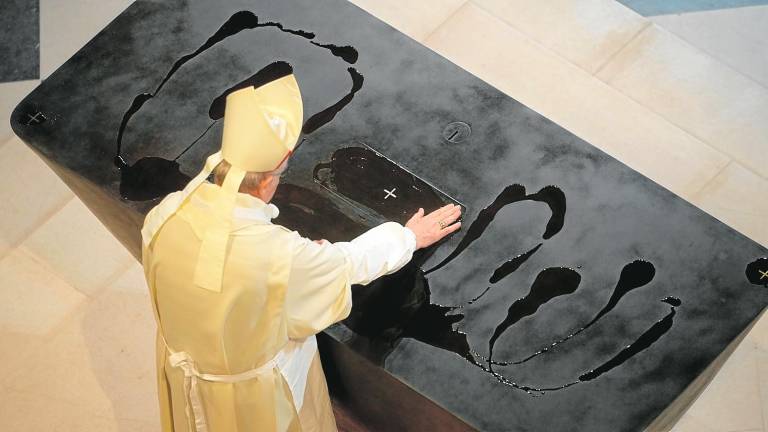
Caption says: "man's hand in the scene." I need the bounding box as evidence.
[405,204,462,249]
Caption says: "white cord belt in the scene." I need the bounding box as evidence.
[168,350,282,432]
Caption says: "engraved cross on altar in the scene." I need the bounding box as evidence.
[384,188,397,200]
[26,112,45,125]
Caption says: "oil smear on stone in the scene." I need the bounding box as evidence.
[489,243,542,284]
[661,296,682,307]
[273,176,680,396]
[504,260,656,365]
[579,297,680,381]
[487,267,581,366]
[313,146,459,224]
[272,183,369,242]
[272,181,470,362]
[343,250,474,364]
[746,258,768,288]
[117,61,292,201]
[310,42,359,63]
[485,297,682,394]
[115,12,319,162]
[302,68,364,135]
[207,61,295,120]
[467,287,491,304]
[425,184,565,274]
[173,121,219,163]
[116,11,361,201]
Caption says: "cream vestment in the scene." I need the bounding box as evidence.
[142,183,416,431]
[140,73,417,431]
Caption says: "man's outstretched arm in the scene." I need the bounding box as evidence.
[285,204,461,339]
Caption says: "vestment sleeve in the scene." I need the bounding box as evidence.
[285,222,417,338]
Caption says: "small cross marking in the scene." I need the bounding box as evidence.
[26,112,45,125]
[384,188,397,200]
[760,269,768,280]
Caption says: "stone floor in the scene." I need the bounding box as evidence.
[0,0,766,431]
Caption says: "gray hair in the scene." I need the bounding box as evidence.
[212,159,287,193]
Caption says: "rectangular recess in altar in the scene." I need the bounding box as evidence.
[11,0,767,430]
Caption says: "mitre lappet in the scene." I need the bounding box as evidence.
[141,73,304,292]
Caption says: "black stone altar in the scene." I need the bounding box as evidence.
[10,1,768,431]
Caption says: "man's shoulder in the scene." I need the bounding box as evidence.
[141,191,186,244]
[145,190,185,219]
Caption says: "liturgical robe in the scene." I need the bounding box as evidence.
[142,182,416,431]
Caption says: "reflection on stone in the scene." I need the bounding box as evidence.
[313,145,458,223]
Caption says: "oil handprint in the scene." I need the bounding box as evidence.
[419,182,681,394]
[318,172,683,395]
[115,11,364,202]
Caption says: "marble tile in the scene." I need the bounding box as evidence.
[596,24,768,179]
[347,0,467,42]
[670,412,717,432]
[691,162,768,248]
[0,137,73,256]
[424,3,729,202]
[682,337,764,432]
[652,5,768,89]
[40,0,135,79]
[0,389,159,432]
[472,0,649,73]
[111,261,147,294]
[0,79,39,144]
[0,331,50,391]
[0,248,85,392]
[0,249,86,336]
[3,264,159,423]
[751,309,768,354]
[20,198,134,296]
[758,350,768,432]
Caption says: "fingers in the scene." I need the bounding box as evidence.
[435,205,462,226]
[442,211,461,226]
[437,212,461,231]
[444,205,461,222]
[434,204,462,240]
[425,204,460,221]
[406,204,463,249]
[437,203,459,218]
[443,221,461,234]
